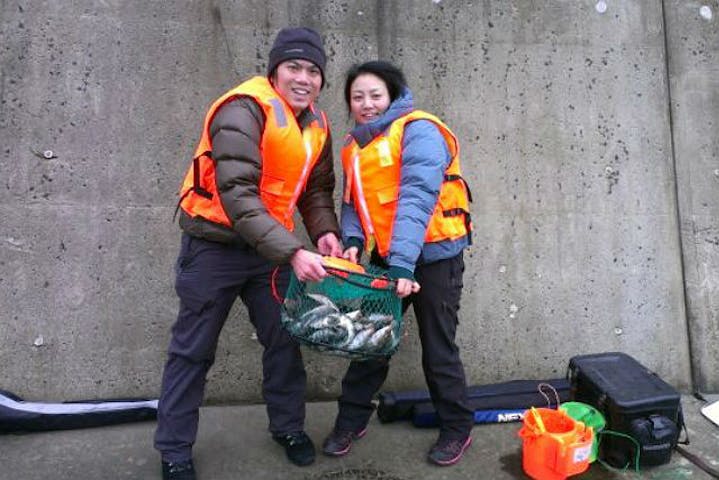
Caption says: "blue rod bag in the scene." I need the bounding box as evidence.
[412,403,528,427]
[377,378,570,425]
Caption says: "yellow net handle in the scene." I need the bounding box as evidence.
[322,256,366,274]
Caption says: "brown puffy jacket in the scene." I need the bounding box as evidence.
[179,96,339,264]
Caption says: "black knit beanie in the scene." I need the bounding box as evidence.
[267,27,327,87]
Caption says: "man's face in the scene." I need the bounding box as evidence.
[271,59,322,116]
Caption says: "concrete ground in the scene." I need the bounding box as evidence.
[2,395,718,480]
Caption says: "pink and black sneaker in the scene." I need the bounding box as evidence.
[321,426,368,456]
[427,435,472,466]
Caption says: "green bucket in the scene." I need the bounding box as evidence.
[559,402,606,463]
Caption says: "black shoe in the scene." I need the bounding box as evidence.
[427,435,472,466]
[161,460,196,480]
[322,426,368,456]
[273,431,316,466]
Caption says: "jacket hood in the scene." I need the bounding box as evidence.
[350,87,414,148]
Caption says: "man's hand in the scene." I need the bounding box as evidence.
[342,246,360,264]
[395,278,421,298]
[290,248,328,282]
[317,232,343,257]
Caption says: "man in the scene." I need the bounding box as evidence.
[155,27,341,480]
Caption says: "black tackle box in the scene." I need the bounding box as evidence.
[568,352,683,468]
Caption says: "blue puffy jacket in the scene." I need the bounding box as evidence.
[341,87,470,279]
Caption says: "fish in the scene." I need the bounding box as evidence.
[306,293,339,310]
[366,325,393,351]
[343,310,362,322]
[281,310,303,335]
[346,326,375,350]
[307,326,350,345]
[282,298,300,312]
[306,312,338,329]
[299,295,340,327]
[334,314,356,344]
[300,304,338,325]
[304,312,356,346]
[364,313,394,328]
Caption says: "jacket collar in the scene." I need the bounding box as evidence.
[350,87,414,148]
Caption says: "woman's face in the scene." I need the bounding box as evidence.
[349,73,391,125]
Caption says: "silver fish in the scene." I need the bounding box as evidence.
[281,310,303,335]
[307,326,350,345]
[300,304,338,324]
[306,293,339,310]
[366,325,393,351]
[343,310,362,322]
[307,313,356,346]
[346,326,375,350]
[364,313,393,328]
[307,312,339,329]
[283,298,300,312]
[334,314,356,344]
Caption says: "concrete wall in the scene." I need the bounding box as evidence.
[664,0,719,393]
[1,0,716,403]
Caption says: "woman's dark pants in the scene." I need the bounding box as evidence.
[334,253,474,441]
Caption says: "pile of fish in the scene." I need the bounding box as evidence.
[282,293,397,356]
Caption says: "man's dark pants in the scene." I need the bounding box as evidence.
[154,234,305,463]
[333,252,474,441]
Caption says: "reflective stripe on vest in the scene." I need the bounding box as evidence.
[341,110,471,257]
[177,76,328,231]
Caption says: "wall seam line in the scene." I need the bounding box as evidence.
[660,0,697,393]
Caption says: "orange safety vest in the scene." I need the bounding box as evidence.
[177,76,329,231]
[341,110,472,257]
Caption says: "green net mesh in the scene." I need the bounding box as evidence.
[281,265,402,360]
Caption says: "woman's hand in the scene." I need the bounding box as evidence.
[396,278,420,298]
[342,246,360,264]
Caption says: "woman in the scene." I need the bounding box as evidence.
[322,61,474,466]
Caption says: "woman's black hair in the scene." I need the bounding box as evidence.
[344,61,407,111]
